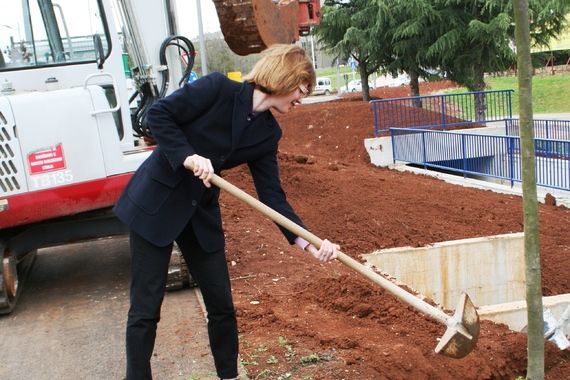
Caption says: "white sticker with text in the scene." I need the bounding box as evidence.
[30,170,74,190]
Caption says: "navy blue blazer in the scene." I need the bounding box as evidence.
[114,72,305,249]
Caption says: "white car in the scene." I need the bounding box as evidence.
[347,79,374,92]
[313,77,333,95]
[386,75,409,87]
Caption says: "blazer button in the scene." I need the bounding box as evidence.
[191,200,197,206]
[246,116,252,122]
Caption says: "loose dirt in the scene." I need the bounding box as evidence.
[217,81,570,379]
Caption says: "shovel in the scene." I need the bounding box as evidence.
[201,170,480,358]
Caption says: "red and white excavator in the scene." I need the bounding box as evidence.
[0,0,320,314]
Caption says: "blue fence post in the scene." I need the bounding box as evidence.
[509,137,515,188]
[422,131,427,169]
[507,91,513,120]
[373,102,379,137]
[564,142,570,189]
[461,134,467,178]
[440,95,446,129]
[544,138,550,188]
[390,129,396,164]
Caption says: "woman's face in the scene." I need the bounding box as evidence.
[270,84,309,114]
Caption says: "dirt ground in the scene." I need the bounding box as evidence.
[216,81,570,379]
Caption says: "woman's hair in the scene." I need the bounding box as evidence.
[243,44,316,95]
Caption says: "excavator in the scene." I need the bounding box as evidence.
[0,0,320,314]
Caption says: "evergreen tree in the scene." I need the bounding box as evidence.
[315,0,390,101]
[376,0,568,109]
[376,0,446,105]
[426,0,568,117]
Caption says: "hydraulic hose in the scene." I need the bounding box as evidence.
[130,35,195,138]
[158,35,196,97]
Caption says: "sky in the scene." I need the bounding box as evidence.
[0,0,221,49]
[1,0,104,50]
[176,0,221,40]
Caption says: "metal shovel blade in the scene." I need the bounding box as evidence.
[435,293,480,358]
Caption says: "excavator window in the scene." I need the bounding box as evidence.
[0,0,110,71]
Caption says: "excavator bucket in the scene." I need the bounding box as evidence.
[214,0,321,56]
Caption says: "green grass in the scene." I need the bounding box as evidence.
[444,71,570,115]
[487,72,570,114]
[318,63,570,115]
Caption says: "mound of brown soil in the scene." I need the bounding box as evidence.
[217,81,570,379]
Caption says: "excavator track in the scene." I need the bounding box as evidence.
[166,243,197,291]
[213,0,299,55]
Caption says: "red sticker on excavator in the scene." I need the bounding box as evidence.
[27,144,66,174]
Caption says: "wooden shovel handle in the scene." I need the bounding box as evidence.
[209,172,451,325]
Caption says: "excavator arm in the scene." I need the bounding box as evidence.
[214,0,321,55]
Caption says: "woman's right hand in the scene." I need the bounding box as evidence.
[183,154,214,188]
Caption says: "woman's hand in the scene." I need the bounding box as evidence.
[306,239,339,262]
[183,154,214,188]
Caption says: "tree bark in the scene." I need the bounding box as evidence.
[473,65,487,121]
[513,1,544,379]
[359,63,370,102]
[409,70,422,108]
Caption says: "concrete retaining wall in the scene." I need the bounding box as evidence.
[362,233,525,310]
[362,232,570,339]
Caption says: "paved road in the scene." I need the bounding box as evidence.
[0,237,217,380]
[302,94,339,104]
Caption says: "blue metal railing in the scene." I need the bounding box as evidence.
[372,90,514,136]
[505,118,570,158]
[506,118,570,141]
[391,128,570,191]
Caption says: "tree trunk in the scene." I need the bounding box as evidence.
[513,1,544,379]
[473,65,487,122]
[359,63,370,102]
[409,70,422,108]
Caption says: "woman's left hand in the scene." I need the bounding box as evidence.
[306,239,339,262]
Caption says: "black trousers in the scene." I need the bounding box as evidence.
[126,223,238,379]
